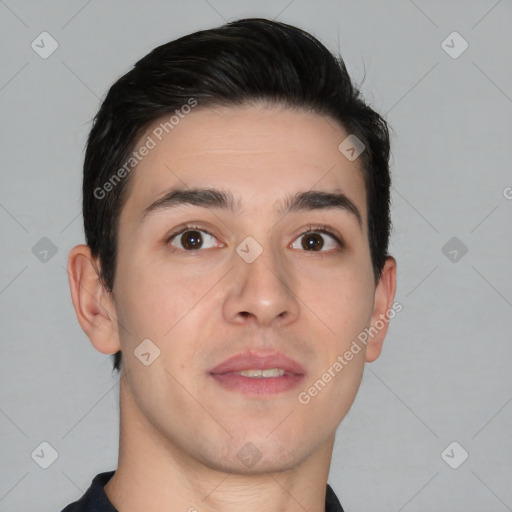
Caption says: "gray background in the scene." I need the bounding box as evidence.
[1,1,511,511]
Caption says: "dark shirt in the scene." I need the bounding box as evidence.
[61,470,345,511]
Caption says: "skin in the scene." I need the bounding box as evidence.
[68,103,396,512]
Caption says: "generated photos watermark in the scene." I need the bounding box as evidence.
[298,301,403,405]
[94,97,198,200]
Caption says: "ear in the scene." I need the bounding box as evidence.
[365,256,397,362]
[67,244,121,355]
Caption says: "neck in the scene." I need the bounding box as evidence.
[104,373,335,512]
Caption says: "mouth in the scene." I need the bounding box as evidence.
[209,351,305,396]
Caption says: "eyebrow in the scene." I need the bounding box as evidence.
[140,186,363,228]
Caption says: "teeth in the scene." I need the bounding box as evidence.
[238,368,285,378]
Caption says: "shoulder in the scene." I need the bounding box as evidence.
[326,483,345,512]
[60,471,116,512]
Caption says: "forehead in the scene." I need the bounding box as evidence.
[121,103,367,225]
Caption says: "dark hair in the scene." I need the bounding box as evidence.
[82,17,392,373]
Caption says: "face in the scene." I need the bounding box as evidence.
[111,103,386,474]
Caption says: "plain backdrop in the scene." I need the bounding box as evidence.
[0,1,511,511]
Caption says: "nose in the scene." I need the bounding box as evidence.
[222,242,300,327]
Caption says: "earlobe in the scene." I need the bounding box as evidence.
[365,256,397,363]
[67,244,121,355]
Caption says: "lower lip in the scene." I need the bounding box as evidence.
[210,372,304,396]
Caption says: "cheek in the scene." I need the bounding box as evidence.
[114,253,224,351]
[298,263,375,340]
[297,272,372,419]
[113,258,184,341]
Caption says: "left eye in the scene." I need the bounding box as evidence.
[169,229,219,251]
[290,231,340,252]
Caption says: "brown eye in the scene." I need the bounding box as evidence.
[290,229,341,252]
[301,232,324,251]
[169,229,219,251]
[180,230,203,250]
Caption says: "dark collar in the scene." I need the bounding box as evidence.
[61,471,345,512]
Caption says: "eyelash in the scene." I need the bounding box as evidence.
[166,223,344,251]
[295,224,344,249]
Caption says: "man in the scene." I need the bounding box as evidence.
[63,17,397,512]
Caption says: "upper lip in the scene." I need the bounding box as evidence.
[210,350,305,375]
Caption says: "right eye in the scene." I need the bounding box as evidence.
[168,227,221,251]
